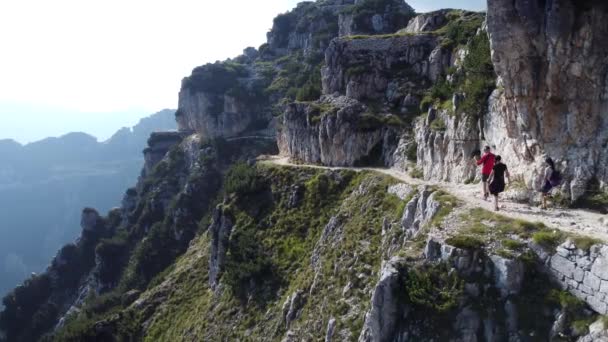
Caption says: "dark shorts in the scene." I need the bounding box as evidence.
[490,181,505,195]
[541,181,553,194]
[482,174,490,182]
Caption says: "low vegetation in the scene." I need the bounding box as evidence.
[420,14,496,122]
[406,263,463,313]
[573,177,608,213]
[341,0,414,34]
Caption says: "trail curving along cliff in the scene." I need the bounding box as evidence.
[263,155,608,242]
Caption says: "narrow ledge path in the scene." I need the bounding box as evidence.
[260,155,608,242]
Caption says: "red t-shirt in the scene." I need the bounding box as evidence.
[477,152,495,175]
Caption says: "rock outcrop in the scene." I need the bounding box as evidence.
[485,0,608,199]
[322,33,447,99]
[280,19,463,166]
[400,186,441,238]
[401,9,449,33]
[175,59,271,140]
[208,206,234,290]
[4,1,608,342]
[278,95,398,166]
[266,0,353,56]
[358,257,402,342]
[415,108,480,182]
[142,131,187,177]
[338,0,414,37]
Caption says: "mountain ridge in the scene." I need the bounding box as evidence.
[2,0,608,341]
[0,109,176,299]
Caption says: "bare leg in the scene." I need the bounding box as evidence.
[482,182,489,200]
[494,195,499,211]
[541,194,547,209]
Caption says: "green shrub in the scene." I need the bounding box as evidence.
[224,162,264,196]
[357,113,384,131]
[296,81,321,101]
[346,65,367,78]
[502,239,525,251]
[121,222,179,289]
[406,263,463,313]
[445,235,484,250]
[95,229,130,286]
[343,0,415,33]
[437,12,484,47]
[430,118,447,131]
[457,33,495,119]
[183,61,248,94]
[547,290,586,313]
[410,167,424,179]
[572,318,595,336]
[419,95,435,113]
[223,217,277,302]
[0,273,54,341]
[532,231,565,252]
[573,177,608,213]
[384,115,405,127]
[571,235,602,251]
[405,142,417,162]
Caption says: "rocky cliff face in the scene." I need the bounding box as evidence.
[338,0,414,37]
[410,1,608,200]
[0,109,176,300]
[485,0,608,200]
[277,95,399,166]
[279,9,485,168]
[18,165,603,342]
[0,131,278,341]
[176,59,271,139]
[3,1,608,341]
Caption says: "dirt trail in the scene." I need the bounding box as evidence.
[262,156,608,242]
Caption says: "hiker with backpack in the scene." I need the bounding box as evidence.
[474,146,496,201]
[540,157,561,209]
[488,155,510,211]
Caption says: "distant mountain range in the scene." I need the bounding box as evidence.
[0,109,175,297]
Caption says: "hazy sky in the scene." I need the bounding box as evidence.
[0,0,485,144]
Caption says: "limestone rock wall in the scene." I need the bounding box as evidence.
[540,240,608,315]
[359,237,608,341]
[338,0,414,37]
[400,185,441,238]
[176,91,261,139]
[401,9,449,33]
[142,131,188,177]
[280,30,454,166]
[415,108,480,182]
[322,34,449,99]
[208,206,234,290]
[278,95,397,166]
[486,0,608,199]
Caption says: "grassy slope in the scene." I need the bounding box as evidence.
[107,165,405,341]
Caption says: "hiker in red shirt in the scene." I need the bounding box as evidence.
[475,146,496,200]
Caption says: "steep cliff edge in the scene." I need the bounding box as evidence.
[412,0,608,201]
[279,9,486,167]
[3,1,608,341]
[6,159,606,341]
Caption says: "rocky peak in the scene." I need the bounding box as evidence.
[80,208,102,232]
[142,131,187,177]
[265,1,349,57]
[401,9,451,33]
[338,0,415,37]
